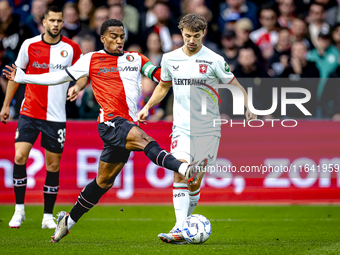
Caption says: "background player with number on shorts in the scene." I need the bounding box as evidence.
[0,6,87,229]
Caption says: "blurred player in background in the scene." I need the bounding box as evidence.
[0,6,87,229]
[138,14,257,244]
[3,19,206,243]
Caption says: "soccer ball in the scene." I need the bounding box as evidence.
[182,214,211,244]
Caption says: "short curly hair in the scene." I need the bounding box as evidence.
[178,14,207,32]
[100,19,124,35]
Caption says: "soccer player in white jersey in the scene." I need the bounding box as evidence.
[138,14,257,244]
[0,6,88,229]
[3,19,207,243]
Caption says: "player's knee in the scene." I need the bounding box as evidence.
[96,177,114,190]
[15,151,29,165]
[96,172,117,190]
[46,161,60,172]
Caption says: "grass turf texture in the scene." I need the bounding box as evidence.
[0,205,339,255]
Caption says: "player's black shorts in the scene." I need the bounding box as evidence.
[98,116,137,163]
[15,115,66,154]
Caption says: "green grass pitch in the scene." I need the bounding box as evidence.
[0,205,339,254]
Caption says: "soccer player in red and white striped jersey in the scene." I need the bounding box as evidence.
[0,6,88,229]
[4,19,207,242]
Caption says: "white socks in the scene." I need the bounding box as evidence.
[178,163,189,176]
[173,184,201,230]
[188,188,200,216]
[15,204,25,212]
[43,213,53,219]
[173,183,189,230]
[67,215,76,230]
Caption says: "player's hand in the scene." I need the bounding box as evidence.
[137,107,149,126]
[0,106,10,124]
[2,64,17,81]
[245,108,257,121]
[67,85,80,101]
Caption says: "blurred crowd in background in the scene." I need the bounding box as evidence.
[1,0,340,121]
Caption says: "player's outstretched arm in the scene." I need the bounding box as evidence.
[3,64,73,86]
[137,81,171,125]
[229,77,257,121]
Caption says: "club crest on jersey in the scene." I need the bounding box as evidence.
[199,64,208,74]
[126,54,134,62]
[60,50,68,58]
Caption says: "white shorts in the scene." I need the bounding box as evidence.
[170,130,220,167]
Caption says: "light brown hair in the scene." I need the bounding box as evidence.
[178,13,207,32]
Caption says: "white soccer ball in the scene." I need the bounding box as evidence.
[182,214,211,244]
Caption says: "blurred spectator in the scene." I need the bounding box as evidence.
[139,0,158,35]
[268,28,291,77]
[145,32,163,66]
[90,6,109,51]
[308,30,339,114]
[233,47,269,78]
[194,5,220,52]
[279,41,319,118]
[250,4,279,60]
[107,0,139,35]
[79,34,96,54]
[221,29,238,72]
[307,3,330,48]
[219,0,258,33]
[143,1,178,53]
[183,0,205,16]
[127,43,143,53]
[78,0,95,33]
[171,33,183,50]
[25,0,47,36]
[235,18,264,65]
[108,4,136,49]
[332,22,340,50]
[62,2,81,39]
[290,16,312,50]
[11,0,31,23]
[315,0,338,27]
[0,0,32,57]
[224,47,269,118]
[137,76,164,121]
[0,41,11,106]
[278,0,296,28]
[324,55,340,120]
[223,11,241,31]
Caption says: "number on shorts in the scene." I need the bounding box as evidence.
[57,128,66,146]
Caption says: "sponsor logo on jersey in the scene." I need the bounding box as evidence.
[199,64,208,74]
[99,57,106,61]
[32,62,67,70]
[126,54,134,62]
[34,50,40,54]
[97,66,138,75]
[172,65,179,71]
[196,59,212,65]
[173,78,207,85]
[61,50,68,57]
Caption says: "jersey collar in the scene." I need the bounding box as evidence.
[41,34,63,45]
[104,49,125,56]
